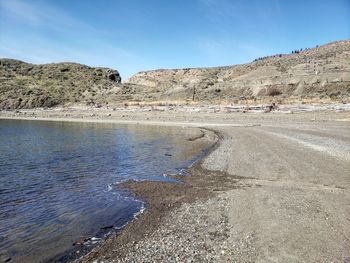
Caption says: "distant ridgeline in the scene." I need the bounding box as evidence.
[125,40,350,103]
[253,45,320,62]
[1,40,349,109]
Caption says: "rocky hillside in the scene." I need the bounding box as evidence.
[1,40,349,109]
[0,59,122,109]
[126,40,350,102]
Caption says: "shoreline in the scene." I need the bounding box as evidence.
[1,103,350,127]
[0,115,220,263]
[1,109,350,262]
[48,127,218,263]
[79,127,225,262]
[0,115,262,128]
[50,125,220,263]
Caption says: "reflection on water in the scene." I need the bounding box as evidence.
[0,120,209,263]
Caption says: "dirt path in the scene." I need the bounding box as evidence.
[202,125,350,262]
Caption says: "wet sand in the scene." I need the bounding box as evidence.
[1,108,350,262]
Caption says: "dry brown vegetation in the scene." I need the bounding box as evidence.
[0,59,122,109]
[126,40,350,103]
[1,40,349,110]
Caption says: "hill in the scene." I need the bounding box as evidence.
[0,59,121,109]
[1,40,349,109]
[125,40,350,102]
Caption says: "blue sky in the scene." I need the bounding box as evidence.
[0,0,349,80]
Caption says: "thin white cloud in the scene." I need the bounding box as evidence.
[0,32,146,79]
[195,36,272,66]
[238,44,271,58]
[0,0,95,33]
[197,0,283,35]
[0,0,40,23]
[197,39,225,58]
[197,0,248,23]
[0,0,144,78]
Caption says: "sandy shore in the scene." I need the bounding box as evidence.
[1,107,350,262]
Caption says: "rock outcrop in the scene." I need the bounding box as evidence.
[0,59,122,109]
[125,40,350,102]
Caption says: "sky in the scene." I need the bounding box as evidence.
[0,0,349,80]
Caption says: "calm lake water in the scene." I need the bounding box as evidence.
[0,119,209,263]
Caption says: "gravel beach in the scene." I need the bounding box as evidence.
[1,106,349,262]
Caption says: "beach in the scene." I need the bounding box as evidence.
[1,106,350,262]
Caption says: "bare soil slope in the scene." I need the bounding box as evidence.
[126,40,350,102]
[1,40,349,109]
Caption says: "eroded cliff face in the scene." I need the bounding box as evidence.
[125,40,350,102]
[0,59,122,109]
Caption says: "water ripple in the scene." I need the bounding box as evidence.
[0,119,208,263]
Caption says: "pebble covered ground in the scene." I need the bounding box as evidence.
[1,109,349,262]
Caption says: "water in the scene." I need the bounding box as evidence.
[0,119,210,262]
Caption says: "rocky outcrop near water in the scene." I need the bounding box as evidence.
[126,40,350,102]
[0,59,122,109]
